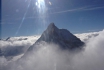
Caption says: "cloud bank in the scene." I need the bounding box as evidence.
[0,36,40,59]
[75,31,100,42]
[0,30,104,70]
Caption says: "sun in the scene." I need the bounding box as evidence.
[35,0,52,14]
[35,0,45,8]
[37,0,44,4]
[35,0,52,8]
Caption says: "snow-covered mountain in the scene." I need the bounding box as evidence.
[27,23,84,51]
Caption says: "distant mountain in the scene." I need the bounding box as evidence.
[5,37,28,41]
[27,23,84,52]
[6,37,11,41]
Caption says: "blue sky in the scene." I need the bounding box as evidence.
[1,0,104,38]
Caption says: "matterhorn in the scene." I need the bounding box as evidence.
[27,23,84,52]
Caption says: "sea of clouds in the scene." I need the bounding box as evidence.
[0,30,104,70]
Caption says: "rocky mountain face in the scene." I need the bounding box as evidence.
[27,23,84,51]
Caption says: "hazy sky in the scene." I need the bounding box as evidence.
[1,0,104,38]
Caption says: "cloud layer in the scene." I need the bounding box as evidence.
[0,36,40,59]
[0,30,104,70]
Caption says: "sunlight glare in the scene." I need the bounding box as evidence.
[36,0,45,9]
[49,1,52,5]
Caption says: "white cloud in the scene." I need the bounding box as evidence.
[0,30,104,70]
[75,31,100,42]
[72,30,104,70]
[0,35,40,59]
[0,36,40,48]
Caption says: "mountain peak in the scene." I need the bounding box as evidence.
[47,23,58,32]
[49,23,55,26]
[48,23,55,27]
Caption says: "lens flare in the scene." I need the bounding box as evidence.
[49,1,52,5]
[35,0,52,28]
[35,0,46,13]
